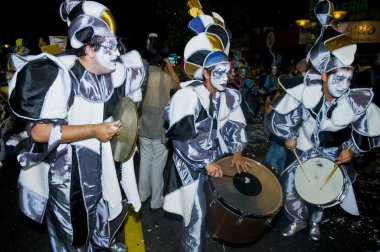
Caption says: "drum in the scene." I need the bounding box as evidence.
[205,156,283,244]
[294,157,347,208]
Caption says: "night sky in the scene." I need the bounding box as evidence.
[0,0,309,53]
[1,0,159,51]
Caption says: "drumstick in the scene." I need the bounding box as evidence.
[223,174,249,183]
[292,149,310,182]
[320,144,352,190]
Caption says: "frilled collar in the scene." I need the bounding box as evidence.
[70,59,114,102]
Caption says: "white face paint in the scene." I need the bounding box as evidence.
[95,37,120,72]
[210,63,230,91]
[327,68,353,98]
[238,68,247,78]
[271,66,278,75]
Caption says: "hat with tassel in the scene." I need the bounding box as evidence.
[306,0,356,73]
[183,0,231,80]
[60,0,117,48]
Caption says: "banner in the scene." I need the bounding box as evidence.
[343,21,380,43]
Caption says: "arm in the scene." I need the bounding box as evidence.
[164,58,180,89]
[31,120,121,143]
[267,105,302,141]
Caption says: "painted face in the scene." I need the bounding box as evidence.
[95,37,120,72]
[327,68,353,98]
[210,63,230,91]
[271,66,278,75]
[238,68,247,78]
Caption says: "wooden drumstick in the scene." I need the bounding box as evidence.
[320,144,352,190]
[292,149,310,182]
[223,174,250,183]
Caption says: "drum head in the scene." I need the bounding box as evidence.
[294,157,344,206]
[110,97,138,162]
[210,156,283,217]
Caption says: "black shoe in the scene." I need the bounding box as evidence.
[149,207,163,213]
[141,196,151,206]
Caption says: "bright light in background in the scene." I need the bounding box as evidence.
[295,19,311,27]
[333,11,347,21]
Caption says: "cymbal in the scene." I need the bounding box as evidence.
[110,96,138,162]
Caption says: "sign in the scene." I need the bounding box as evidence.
[343,21,380,43]
[49,36,68,52]
[266,31,275,49]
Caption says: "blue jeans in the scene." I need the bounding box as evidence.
[265,142,286,174]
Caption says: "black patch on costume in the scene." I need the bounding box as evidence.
[70,146,88,246]
[9,58,59,120]
[187,81,203,88]
[278,74,304,90]
[206,24,229,49]
[326,103,338,119]
[68,2,84,22]
[104,79,125,120]
[352,131,371,151]
[284,148,299,168]
[309,97,324,119]
[166,115,196,141]
[196,106,208,123]
[319,127,351,148]
[164,159,184,195]
[187,50,212,66]
[323,26,341,42]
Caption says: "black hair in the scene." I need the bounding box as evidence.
[146,36,169,66]
[76,35,106,57]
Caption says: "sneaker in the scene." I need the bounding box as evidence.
[281,221,307,237]
[309,222,321,241]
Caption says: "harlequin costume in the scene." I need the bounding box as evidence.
[163,0,247,250]
[267,0,380,241]
[8,1,146,251]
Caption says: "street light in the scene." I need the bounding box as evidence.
[333,11,347,21]
[295,19,312,27]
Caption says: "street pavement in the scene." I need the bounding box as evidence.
[1,117,379,251]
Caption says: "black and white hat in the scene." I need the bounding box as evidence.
[60,0,117,48]
[183,0,231,80]
[306,0,356,73]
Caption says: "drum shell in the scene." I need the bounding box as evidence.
[205,156,283,244]
[205,181,267,244]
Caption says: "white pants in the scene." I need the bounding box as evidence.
[138,137,168,209]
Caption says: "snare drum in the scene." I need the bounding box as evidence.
[205,156,283,244]
[294,157,348,208]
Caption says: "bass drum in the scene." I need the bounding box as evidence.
[205,156,283,244]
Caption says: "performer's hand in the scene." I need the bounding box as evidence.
[335,146,353,165]
[231,152,251,173]
[285,139,297,151]
[206,163,223,177]
[94,120,121,142]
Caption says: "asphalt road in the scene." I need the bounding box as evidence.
[1,118,379,252]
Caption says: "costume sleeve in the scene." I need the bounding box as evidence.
[165,88,216,170]
[267,98,302,141]
[120,50,147,107]
[8,55,71,121]
[351,103,380,152]
[221,106,247,153]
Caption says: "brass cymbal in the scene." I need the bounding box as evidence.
[110,96,138,162]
